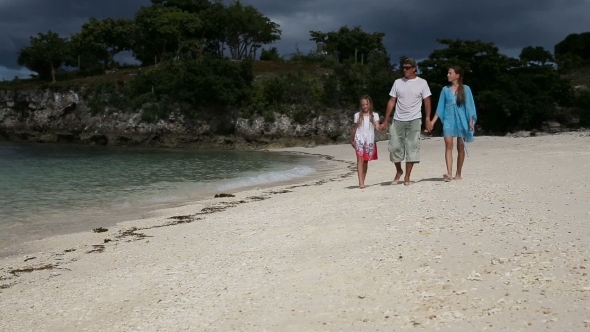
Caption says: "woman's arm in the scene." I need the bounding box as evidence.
[427,88,445,130]
[434,87,446,123]
[431,113,439,125]
[464,86,477,131]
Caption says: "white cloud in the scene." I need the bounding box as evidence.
[0,66,35,81]
[114,51,141,66]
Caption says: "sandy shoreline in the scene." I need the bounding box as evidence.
[0,149,337,258]
[1,133,590,331]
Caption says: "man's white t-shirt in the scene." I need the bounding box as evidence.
[389,77,432,121]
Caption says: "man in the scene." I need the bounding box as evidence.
[379,58,432,185]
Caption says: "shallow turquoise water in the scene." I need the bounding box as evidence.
[0,142,320,251]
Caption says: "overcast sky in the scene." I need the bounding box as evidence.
[1,0,589,80]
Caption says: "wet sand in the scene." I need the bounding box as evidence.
[1,133,590,331]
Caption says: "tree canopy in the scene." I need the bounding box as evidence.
[554,32,590,74]
[17,31,69,82]
[11,1,590,133]
[309,26,387,63]
[72,18,135,69]
[555,32,590,63]
[420,39,574,132]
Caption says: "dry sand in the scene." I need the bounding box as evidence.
[1,133,590,331]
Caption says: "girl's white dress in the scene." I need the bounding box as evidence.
[353,112,379,161]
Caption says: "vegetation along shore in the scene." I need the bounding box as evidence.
[1,0,589,148]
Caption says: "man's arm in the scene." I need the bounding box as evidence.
[423,96,432,131]
[381,97,396,130]
[422,80,433,131]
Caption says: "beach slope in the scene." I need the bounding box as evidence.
[1,134,590,331]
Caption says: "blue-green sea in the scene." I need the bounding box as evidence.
[0,142,322,254]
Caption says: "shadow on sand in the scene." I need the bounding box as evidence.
[346,177,448,189]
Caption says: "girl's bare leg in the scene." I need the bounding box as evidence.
[357,156,366,188]
[455,138,465,179]
[443,137,454,181]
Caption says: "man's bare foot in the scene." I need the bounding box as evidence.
[392,171,403,185]
[454,174,462,180]
[404,181,411,186]
[443,174,452,182]
[359,184,366,189]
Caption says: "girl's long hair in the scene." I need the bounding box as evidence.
[450,65,465,106]
[357,95,375,127]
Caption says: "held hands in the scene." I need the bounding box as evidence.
[424,120,434,132]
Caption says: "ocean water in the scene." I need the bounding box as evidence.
[0,142,323,252]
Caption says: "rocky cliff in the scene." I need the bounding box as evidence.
[0,90,386,149]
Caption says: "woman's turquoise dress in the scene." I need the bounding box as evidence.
[435,85,478,143]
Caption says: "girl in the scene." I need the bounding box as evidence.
[350,95,380,189]
[430,65,477,181]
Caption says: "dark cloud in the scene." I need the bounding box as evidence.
[1,0,589,79]
[258,0,590,59]
[0,0,149,79]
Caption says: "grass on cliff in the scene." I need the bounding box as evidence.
[566,66,590,88]
[0,61,326,92]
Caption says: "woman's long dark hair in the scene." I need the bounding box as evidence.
[450,65,465,106]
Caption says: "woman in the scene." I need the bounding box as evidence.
[430,65,477,181]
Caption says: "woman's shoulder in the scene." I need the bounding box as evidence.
[463,85,472,91]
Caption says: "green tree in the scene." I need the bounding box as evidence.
[554,32,590,63]
[17,31,69,82]
[150,0,212,12]
[151,7,202,58]
[74,18,135,69]
[309,26,386,63]
[260,47,281,61]
[419,39,573,132]
[519,46,554,66]
[222,1,281,60]
[97,56,254,121]
[67,34,104,73]
[195,0,228,58]
[133,6,174,65]
[555,53,584,75]
[134,0,221,64]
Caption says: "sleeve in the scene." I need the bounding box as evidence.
[422,80,432,99]
[354,112,359,123]
[435,87,446,120]
[389,80,398,97]
[464,86,477,123]
[372,112,380,125]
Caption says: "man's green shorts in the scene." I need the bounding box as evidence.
[388,118,421,163]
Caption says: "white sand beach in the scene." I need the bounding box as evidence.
[1,133,590,331]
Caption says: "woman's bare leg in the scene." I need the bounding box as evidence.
[455,138,465,179]
[357,156,366,188]
[443,137,454,181]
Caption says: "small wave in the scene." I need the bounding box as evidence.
[217,165,316,191]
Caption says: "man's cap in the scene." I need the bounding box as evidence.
[402,58,417,67]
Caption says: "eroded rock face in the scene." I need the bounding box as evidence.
[0,89,385,149]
